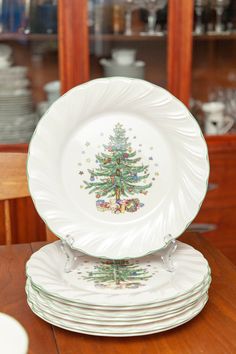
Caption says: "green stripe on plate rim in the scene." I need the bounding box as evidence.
[26,278,211,323]
[25,266,211,309]
[26,77,210,260]
[26,294,209,337]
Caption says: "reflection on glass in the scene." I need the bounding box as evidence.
[123,0,140,35]
[194,0,208,35]
[210,0,230,33]
[140,0,167,36]
[29,0,57,34]
[0,0,58,34]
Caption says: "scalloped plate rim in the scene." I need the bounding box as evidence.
[27,77,210,259]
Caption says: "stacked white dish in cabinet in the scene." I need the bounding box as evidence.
[26,77,210,336]
[0,44,37,143]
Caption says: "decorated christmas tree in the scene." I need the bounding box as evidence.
[84,123,152,213]
[84,260,151,289]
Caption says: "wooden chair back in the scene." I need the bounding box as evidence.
[0,152,56,244]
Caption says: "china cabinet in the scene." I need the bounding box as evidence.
[0,0,235,264]
[190,0,236,264]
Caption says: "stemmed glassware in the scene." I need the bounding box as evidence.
[140,0,167,36]
[209,87,236,121]
[210,0,230,33]
[123,0,141,35]
[22,0,31,34]
[194,0,208,35]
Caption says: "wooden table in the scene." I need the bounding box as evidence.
[0,233,236,354]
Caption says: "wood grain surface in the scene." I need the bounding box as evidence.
[0,243,58,354]
[0,233,235,354]
[167,0,194,106]
[195,136,236,264]
[0,153,29,201]
[58,0,89,93]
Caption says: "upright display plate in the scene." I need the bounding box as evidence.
[27,77,209,259]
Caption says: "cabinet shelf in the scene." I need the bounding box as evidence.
[3,32,234,43]
[89,33,166,42]
[90,32,236,42]
[0,33,57,41]
[193,32,236,41]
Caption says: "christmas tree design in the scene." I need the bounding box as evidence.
[83,123,152,214]
[84,260,151,289]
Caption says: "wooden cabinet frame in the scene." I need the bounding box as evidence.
[58,0,194,106]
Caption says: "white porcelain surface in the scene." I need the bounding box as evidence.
[202,101,232,135]
[0,44,12,59]
[100,59,145,79]
[44,80,61,104]
[0,313,28,354]
[0,60,11,69]
[27,290,208,328]
[202,101,225,113]
[0,79,29,90]
[26,241,209,308]
[44,80,60,93]
[100,58,145,68]
[26,276,211,323]
[112,49,137,65]
[27,77,209,259]
[204,114,234,135]
[27,294,208,336]
[37,101,50,117]
[0,65,35,144]
[27,271,211,314]
[0,66,27,77]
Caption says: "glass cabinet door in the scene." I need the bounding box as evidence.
[88,0,168,88]
[191,0,236,136]
[0,0,59,144]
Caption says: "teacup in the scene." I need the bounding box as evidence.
[44,80,61,104]
[202,101,234,135]
[112,49,136,66]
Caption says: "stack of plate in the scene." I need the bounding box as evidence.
[0,44,37,143]
[0,44,12,68]
[26,241,211,337]
[26,77,210,336]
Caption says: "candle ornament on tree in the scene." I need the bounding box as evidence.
[83,123,153,214]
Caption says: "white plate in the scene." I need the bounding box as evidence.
[0,89,30,98]
[26,276,211,323]
[0,44,12,59]
[0,79,29,89]
[0,107,33,114]
[0,313,28,354]
[28,77,209,259]
[0,134,32,144]
[27,272,211,315]
[27,294,208,336]
[27,287,208,326]
[0,109,34,117]
[0,65,27,76]
[26,240,209,308]
[0,124,35,132]
[0,133,34,142]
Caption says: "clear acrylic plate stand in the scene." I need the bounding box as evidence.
[61,234,177,274]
